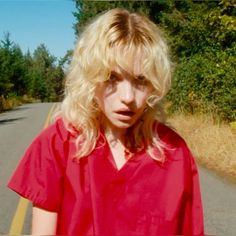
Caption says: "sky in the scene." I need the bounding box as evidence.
[0,0,76,59]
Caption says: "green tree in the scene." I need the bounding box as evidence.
[163,0,236,121]
[71,0,236,121]
[10,45,28,96]
[0,32,27,97]
[29,44,65,102]
[74,0,155,36]
[53,65,65,101]
[0,33,15,96]
[23,50,34,95]
[59,49,73,69]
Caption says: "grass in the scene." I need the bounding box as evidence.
[168,113,236,182]
[0,95,39,113]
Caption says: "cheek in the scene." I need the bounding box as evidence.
[137,90,151,108]
[95,84,112,101]
[95,88,113,113]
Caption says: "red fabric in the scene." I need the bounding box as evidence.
[8,118,204,235]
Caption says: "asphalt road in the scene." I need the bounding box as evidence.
[0,103,54,234]
[0,102,236,235]
[199,166,236,235]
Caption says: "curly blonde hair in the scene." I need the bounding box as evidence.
[61,8,172,161]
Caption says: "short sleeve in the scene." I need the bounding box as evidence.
[7,118,69,212]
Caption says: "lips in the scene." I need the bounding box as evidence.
[116,111,135,116]
[114,110,135,120]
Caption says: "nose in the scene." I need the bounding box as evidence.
[119,80,135,104]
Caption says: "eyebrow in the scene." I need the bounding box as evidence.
[136,74,146,80]
[111,70,145,80]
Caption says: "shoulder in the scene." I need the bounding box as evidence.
[155,122,186,148]
[18,117,77,170]
[34,117,72,143]
[28,117,76,161]
[8,118,71,211]
[155,122,194,162]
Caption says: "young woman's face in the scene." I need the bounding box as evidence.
[95,66,153,134]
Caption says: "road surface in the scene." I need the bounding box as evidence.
[0,102,236,235]
[0,103,54,234]
[199,166,236,235]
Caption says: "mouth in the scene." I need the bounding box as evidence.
[115,110,135,119]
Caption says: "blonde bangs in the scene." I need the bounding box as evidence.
[99,34,171,102]
[61,8,172,160]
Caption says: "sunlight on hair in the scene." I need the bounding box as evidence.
[61,8,172,160]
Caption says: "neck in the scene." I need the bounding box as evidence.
[104,126,126,145]
[101,118,127,143]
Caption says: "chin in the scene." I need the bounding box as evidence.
[112,120,136,130]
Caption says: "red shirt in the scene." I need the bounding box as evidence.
[8,118,204,235]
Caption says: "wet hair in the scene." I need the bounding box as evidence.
[61,8,172,161]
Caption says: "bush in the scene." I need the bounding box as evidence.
[168,48,236,121]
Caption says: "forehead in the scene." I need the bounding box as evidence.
[111,66,143,80]
[110,52,144,77]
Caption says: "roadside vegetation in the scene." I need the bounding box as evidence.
[0,0,235,180]
[0,33,71,112]
[75,0,235,122]
[74,0,236,181]
[169,113,236,182]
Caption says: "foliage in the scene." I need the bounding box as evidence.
[1,0,235,121]
[160,0,236,121]
[73,0,236,121]
[168,48,236,121]
[73,0,162,36]
[0,33,66,111]
[0,33,19,96]
[29,44,57,101]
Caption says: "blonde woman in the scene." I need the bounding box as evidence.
[8,8,204,235]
